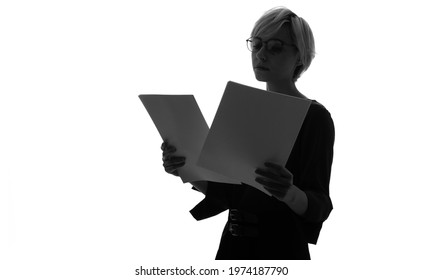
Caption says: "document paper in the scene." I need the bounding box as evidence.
[139,94,240,184]
[197,81,312,195]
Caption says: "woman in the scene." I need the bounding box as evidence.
[161,7,334,260]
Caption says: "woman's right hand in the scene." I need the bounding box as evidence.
[161,141,186,177]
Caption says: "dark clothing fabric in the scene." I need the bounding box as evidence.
[190,100,335,260]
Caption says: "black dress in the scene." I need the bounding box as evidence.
[190,100,335,260]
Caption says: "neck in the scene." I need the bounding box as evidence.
[266,80,307,99]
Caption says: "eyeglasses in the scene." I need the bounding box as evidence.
[246,37,296,54]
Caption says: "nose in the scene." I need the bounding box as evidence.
[255,46,267,62]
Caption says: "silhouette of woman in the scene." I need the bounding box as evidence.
[161,7,334,260]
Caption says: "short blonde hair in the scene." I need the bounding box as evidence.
[251,7,315,82]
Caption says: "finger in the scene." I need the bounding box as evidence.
[165,166,182,175]
[255,177,288,198]
[162,146,177,157]
[164,165,180,176]
[166,144,176,151]
[161,141,177,152]
[258,162,283,178]
[164,163,185,174]
[264,162,292,177]
[163,157,185,167]
[255,176,291,189]
[255,168,282,181]
[161,140,175,151]
[255,176,288,188]
[264,186,288,199]
[163,160,185,170]
[165,168,183,176]
[256,177,289,197]
[164,156,185,164]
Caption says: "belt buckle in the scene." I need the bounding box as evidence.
[229,209,241,222]
[229,223,241,237]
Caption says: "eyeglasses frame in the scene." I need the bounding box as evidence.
[246,36,297,53]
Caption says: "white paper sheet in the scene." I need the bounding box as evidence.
[196,81,312,195]
[139,94,240,184]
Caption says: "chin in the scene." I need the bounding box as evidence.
[254,72,269,82]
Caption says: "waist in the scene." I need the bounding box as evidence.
[227,209,259,237]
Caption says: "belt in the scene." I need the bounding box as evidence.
[228,209,259,237]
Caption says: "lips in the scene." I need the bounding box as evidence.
[254,65,269,71]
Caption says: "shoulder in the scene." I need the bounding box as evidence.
[308,100,332,119]
[306,100,333,125]
[302,100,335,137]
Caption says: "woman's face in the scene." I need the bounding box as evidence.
[251,24,299,83]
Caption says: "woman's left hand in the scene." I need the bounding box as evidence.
[255,162,293,201]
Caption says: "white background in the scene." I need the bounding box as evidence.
[1,0,421,279]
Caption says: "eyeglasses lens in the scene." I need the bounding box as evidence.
[248,38,262,52]
[248,38,284,53]
[267,40,283,52]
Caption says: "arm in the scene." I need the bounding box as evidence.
[161,141,234,220]
[297,106,335,223]
[283,185,308,216]
[190,181,208,195]
[255,105,335,222]
[161,141,236,221]
[255,162,309,216]
[190,181,237,221]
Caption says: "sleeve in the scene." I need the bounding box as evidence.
[296,106,335,243]
[189,182,237,221]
